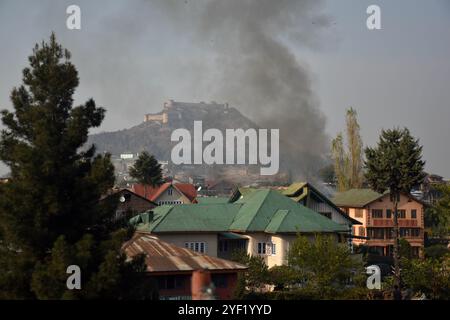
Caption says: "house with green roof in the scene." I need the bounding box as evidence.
[131,189,350,268]
[332,189,425,258]
[229,183,360,230]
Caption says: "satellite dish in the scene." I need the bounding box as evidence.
[119,195,126,203]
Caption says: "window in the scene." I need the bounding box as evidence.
[386,228,394,239]
[411,209,417,219]
[158,276,185,290]
[368,228,384,239]
[386,209,392,219]
[212,274,228,288]
[266,243,272,255]
[185,242,206,253]
[259,243,268,255]
[399,228,420,238]
[358,227,365,237]
[398,210,406,219]
[258,242,276,255]
[168,188,173,196]
[354,209,363,218]
[158,200,182,205]
[257,242,266,255]
[372,209,383,218]
[218,240,228,252]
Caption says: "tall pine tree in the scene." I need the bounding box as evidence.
[364,128,425,289]
[0,33,156,299]
[129,151,163,198]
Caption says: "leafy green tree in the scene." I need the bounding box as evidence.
[365,128,425,288]
[425,184,450,238]
[0,33,156,299]
[331,108,364,191]
[400,257,450,299]
[129,151,163,198]
[287,234,366,299]
[231,250,269,295]
[269,265,301,290]
[424,245,449,261]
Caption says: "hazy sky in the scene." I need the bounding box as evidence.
[0,0,449,177]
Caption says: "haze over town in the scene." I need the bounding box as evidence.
[0,0,449,177]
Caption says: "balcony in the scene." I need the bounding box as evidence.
[370,219,418,227]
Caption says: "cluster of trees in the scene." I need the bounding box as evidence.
[425,184,450,238]
[380,239,450,299]
[232,234,369,300]
[0,34,157,299]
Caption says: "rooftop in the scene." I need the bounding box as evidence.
[133,189,349,234]
[123,232,247,273]
[332,189,387,208]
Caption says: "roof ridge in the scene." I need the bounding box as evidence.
[150,205,174,232]
[244,189,272,231]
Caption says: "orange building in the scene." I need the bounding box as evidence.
[333,189,426,258]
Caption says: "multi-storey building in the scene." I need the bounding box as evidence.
[333,189,426,258]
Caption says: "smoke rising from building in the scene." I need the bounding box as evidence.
[158,0,331,178]
[0,0,332,178]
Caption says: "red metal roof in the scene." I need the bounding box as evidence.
[131,182,197,203]
[122,232,247,273]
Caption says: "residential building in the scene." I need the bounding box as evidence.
[281,182,361,228]
[230,183,360,230]
[333,189,426,258]
[100,188,157,221]
[122,232,247,300]
[132,182,197,205]
[131,189,350,268]
[412,173,448,205]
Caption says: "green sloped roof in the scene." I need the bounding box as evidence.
[231,189,348,233]
[332,189,385,207]
[134,189,349,234]
[196,197,230,204]
[282,182,307,196]
[264,209,289,233]
[138,203,241,232]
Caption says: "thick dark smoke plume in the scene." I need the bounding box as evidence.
[157,0,331,178]
[0,0,331,179]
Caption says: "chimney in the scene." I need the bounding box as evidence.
[141,210,154,224]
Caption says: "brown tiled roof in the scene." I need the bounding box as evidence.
[122,232,247,273]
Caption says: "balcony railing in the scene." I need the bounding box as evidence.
[370,219,418,227]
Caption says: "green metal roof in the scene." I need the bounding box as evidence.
[232,189,349,233]
[139,203,241,233]
[282,182,307,196]
[332,189,386,208]
[134,189,349,234]
[196,197,230,204]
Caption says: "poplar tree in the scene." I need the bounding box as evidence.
[0,33,156,299]
[331,108,364,191]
